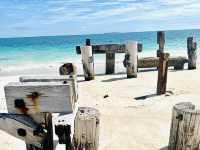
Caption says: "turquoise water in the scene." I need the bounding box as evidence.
[0,29,200,73]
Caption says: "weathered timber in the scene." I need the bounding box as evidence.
[26,113,54,150]
[81,46,95,81]
[157,31,165,57]
[0,113,46,148]
[73,107,100,150]
[187,37,197,70]
[157,53,170,95]
[168,102,200,150]
[59,63,77,75]
[19,75,78,102]
[123,56,187,70]
[76,43,142,54]
[106,52,115,74]
[4,82,74,114]
[125,41,138,78]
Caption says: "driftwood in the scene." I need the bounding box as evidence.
[4,82,75,114]
[73,107,100,150]
[125,41,138,78]
[187,37,197,70]
[157,53,169,95]
[168,102,200,150]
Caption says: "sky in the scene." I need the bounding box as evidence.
[1,0,200,37]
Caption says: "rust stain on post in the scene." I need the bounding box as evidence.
[27,92,42,112]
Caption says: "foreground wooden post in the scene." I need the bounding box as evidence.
[168,102,200,150]
[125,41,138,78]
[157,52,170,95]
[73,107,100,150]
[106,52,115,74]
[187,37,197,70]
[80,45,94,81]
[157,31,165,57]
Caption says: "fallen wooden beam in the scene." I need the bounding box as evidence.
[76,43,142,54]
[0,113,46,148]
[4,82,75,114]
[124,56,188,70]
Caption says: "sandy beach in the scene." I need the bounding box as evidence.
[0,64,200,150]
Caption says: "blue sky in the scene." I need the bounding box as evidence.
[1,0,200,37]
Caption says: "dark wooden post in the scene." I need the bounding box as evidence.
[157,52,170,95]
[168,102,200,150]
[157,31,165,57]
[73,107,100,150]
[187,37,197,70]
[85,39,91,46]
[106,51,115,74]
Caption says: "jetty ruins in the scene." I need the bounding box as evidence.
[0,31,198,150]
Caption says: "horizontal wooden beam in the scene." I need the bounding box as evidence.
[0,113,45,148]
[4,82,75,114]
[19,75,78,103]
[76,43,142,54]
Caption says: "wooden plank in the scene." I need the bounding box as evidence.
[157,53,170,95]
[73,107,100,150]
[4,82,74,114]
[76,43,143,54]
[106,52,115,74]
[0,113,46,148]
[19,75,78,102]
[125,41,138,78]
[81,46,95,81]
[187,37,197,70]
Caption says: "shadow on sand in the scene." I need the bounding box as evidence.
[134,93,157,100]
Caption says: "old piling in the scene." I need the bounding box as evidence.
[106,51,115,74]
[168,102,200,150]
[125,41,138,78]
[73,107,100,150]
[187,37,197,70]
[157,52,169,95]
[80,45,94,81]
[157,31,165,57]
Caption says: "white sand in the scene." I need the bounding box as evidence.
[0,67,200,150]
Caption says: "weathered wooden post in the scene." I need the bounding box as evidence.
[157,52,170,95]
[157,31,165,57]
[187,37,197,70]
[125,41,138,78]
[73,107,100,150]
[168,102,200,150]
[106,51,115,74]
[80,44,94,81]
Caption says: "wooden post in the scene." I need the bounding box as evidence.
[59,63,77,76]
[187,37,197,70]
[73,107,100,150]
[157,31,165,57]
[80,46,94,81]
[157,52,170,95]
[106,52,115,74]
[168,102,200,150]
[125,41,138,78]
[85,39,91,46]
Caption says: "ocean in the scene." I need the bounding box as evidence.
[0,29,200,75]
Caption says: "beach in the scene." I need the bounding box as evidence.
[0,63,200,149]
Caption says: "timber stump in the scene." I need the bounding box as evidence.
[169,102,200,150]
